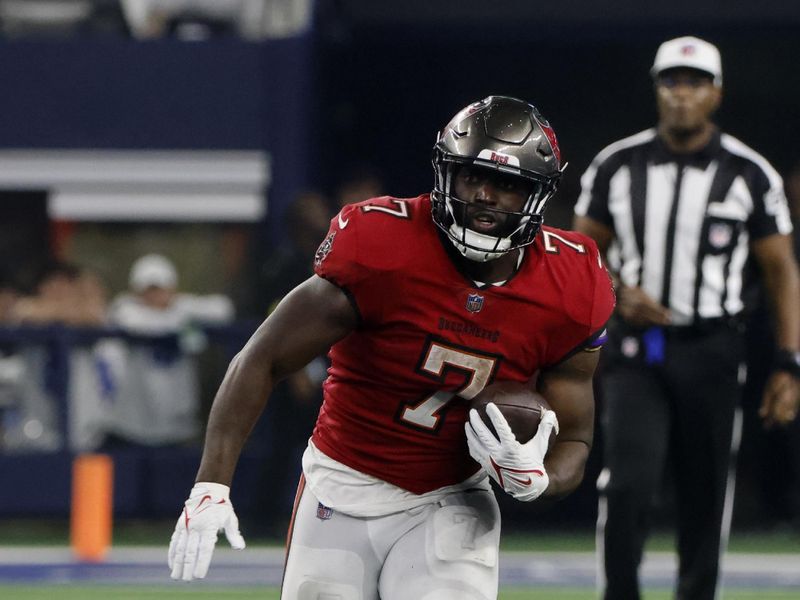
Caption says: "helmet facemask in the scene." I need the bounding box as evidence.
[432,153,559,262]
[430,96,564,263]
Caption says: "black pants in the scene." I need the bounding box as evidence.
[598,321,743,600]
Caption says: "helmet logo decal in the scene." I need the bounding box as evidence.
[314,231,336,266]
[465,293,485,313]
[477,149,520,167]
[529,105,562,165]
[538,121,561,164]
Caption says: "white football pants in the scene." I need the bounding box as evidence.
[281,477,501,600]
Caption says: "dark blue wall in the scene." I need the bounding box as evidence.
[0,37,315,245]
[0,40,265,149]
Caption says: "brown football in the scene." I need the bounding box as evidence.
[469,381,550,444]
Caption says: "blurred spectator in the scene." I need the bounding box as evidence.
[257,190,332,314]
[1,261,109,452]
[0,268,23,446]
[121,0,311,40]
[0,0,129,38]
[111,254,233,332]
[10,261,107,326]
[334,164,385,209]
[101,253,234,448]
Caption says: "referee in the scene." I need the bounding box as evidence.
[574,36,800,600]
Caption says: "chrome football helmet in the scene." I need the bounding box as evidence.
[431,96,565,262]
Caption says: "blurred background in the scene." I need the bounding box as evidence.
[0,0,798,544]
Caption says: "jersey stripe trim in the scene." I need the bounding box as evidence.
[553,321,611,365]
[281,474,306,593]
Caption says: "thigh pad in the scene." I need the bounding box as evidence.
[283,546,365,600]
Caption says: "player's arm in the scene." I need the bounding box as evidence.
[536,348,600,498]
[464,348,602,503]
[751,233,800,426]
[197,274,358,484]
[169,274,357,581]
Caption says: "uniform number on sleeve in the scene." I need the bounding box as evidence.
[360,199,410,219]
[398,339,501,432]
[542,230,586,254]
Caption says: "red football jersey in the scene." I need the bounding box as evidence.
[312,194,614,494]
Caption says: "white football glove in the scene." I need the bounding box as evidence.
[465,402,559,502]
[168,482,246,581]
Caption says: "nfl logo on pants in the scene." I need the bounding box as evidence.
[316,502,333,520]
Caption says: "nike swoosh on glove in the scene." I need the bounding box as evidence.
[168,482,246,581]
[465,402,559,502]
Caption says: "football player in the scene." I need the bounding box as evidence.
[169,96,615,599]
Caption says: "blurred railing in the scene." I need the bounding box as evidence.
[0,322,257,453]
[4,321,785,528]
[0,322,264,517]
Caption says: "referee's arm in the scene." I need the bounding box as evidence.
[573,216,616,287]
[751,232,800,425]
[573,215,671,327]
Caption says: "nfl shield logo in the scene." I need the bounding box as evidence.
[621,336,639,358]
[465,293,484,313]
[708,223,733,249]
[316,502,333,520]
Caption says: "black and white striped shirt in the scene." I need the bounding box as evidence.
[575,129,793,326]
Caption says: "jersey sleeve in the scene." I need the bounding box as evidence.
[313,202,375,323]
[583,236,616,344]
[549,231,616,364]
[586,243,615,349]
[745,162,793,240]
[314,199,411,324]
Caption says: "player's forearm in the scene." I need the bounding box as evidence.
[541,440,590,499]
[536,356,597,499]
[195,351,274,485]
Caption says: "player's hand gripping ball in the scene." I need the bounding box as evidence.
[469,381,550,443]
[465,381,559,502]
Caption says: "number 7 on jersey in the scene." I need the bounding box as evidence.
[399,339,502,432]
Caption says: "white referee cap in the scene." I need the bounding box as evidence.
[129,254,178,292]
[651,36,722,86]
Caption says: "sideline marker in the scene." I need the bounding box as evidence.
[70,453,113,562]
